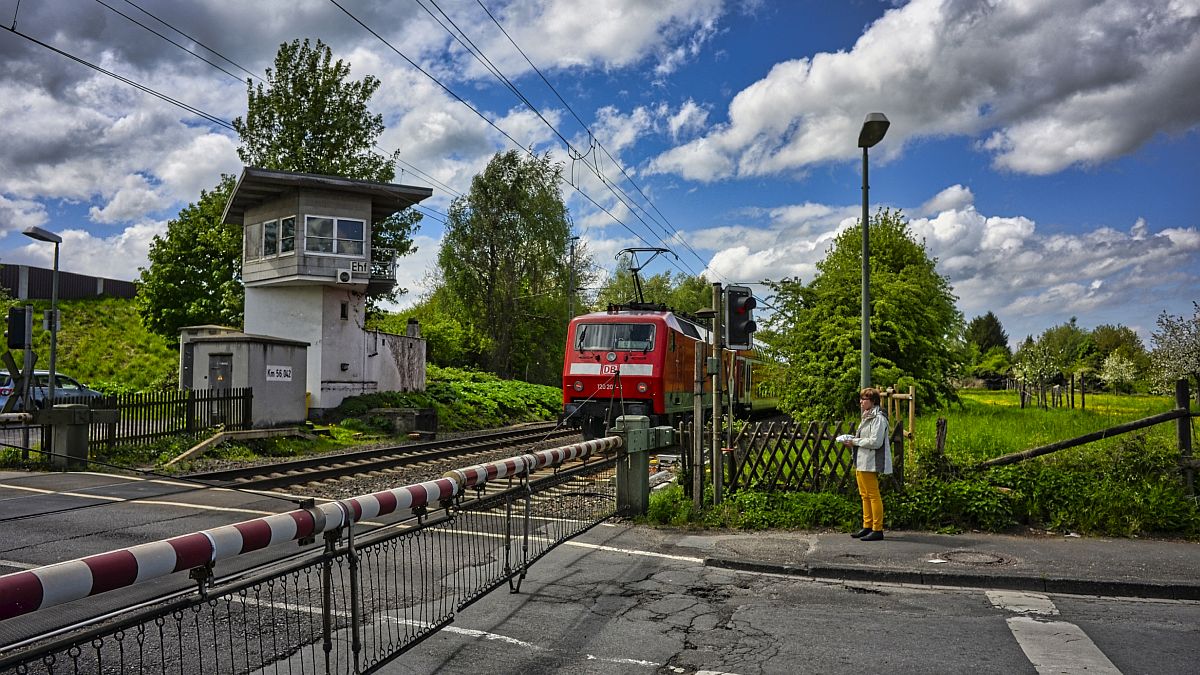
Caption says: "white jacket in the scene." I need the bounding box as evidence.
[851,410,893,474]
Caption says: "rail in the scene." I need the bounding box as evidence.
[0,436,622,673]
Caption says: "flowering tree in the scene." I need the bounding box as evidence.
[1150,302,1200,400]
[1100,352,1137,394]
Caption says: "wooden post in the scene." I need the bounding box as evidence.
[1080,374,1086,410]
[1178,379,1193,496]
[1070,374,1075,409]
[908,385,916,443]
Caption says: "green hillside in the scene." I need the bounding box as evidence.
[7,297,178,392]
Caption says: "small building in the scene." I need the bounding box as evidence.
[220,167,433,416]
[179,326,308,428]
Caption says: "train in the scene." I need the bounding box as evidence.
[561,303,777,439]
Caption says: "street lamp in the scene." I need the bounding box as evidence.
[858,112,890,389]
[22,226,62,408]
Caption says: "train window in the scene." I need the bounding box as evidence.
[575,323,656,351]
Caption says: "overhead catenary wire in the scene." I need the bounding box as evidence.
[417,0,701,276]
[473,0,716,278]
[327,0,666,254]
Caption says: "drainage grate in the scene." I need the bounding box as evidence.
[936,550,1010,566]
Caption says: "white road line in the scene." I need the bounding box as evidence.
[242,596,664,669]
[1006,617,1121,674]
[986,590,1059,615]
[0,558,39,570]
[989,590,1120,674]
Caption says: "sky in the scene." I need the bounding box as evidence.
[0,0,1197,350]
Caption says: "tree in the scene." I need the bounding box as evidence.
[436,150,590,382]
[140,39,422,334]
[1087,323,1150,379]
[593,263,711,314]
[1150,302,1200,399]
[764,208,962,418]
[1100,352,1137,394]
[1038,318,1093,380]
[136,176,243,337]
[233,38,397,182]
[965,312,1009,354]
[233,38,420,310]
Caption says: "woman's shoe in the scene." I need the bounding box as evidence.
[861,530,884,541]
[850,527,872,538]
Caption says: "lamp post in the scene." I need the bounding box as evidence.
[857,112,890,389]
[22,226,62,407]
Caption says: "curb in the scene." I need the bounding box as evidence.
[703,557,1200,601]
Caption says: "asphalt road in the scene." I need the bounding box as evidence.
[3,470,1197,674]
[380,523,1199,675]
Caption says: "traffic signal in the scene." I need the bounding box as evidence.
[6,307,29,349]
[724,285,757,350]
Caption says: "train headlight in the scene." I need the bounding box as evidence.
[573,380,584,392]
[637,382,648,393]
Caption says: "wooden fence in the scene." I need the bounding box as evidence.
[724,418,906,494]
[66,388,253,449]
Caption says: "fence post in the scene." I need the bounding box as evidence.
[1177,379,1193,496]
[185,389,196,434]
[893,420,905,488]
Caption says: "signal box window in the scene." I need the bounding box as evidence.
[575,323,655,351]
[306,216,365,255]
[280,216,296,253]
[245,222,262,260]
[263,219,278,255]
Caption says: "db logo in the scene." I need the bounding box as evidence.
[601,364,619,374]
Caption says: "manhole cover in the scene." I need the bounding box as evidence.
[937,550,1009,566]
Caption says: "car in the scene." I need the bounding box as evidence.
[0,371,104,410]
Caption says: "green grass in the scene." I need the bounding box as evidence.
[648,389,1199,538]
[910,389,1178,465]
[9,297,178,392]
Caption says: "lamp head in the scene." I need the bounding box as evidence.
[858,112,891,148]
[22,226,62,244]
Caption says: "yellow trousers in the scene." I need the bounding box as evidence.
[855,470,883,531]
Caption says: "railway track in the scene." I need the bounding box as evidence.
[185,423,582,491]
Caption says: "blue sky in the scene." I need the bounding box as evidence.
[0,0,1197,349]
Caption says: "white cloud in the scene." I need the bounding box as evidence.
[11,223,163,280]
[650,0,1200,181]
[917,184,974,217]
[0,195,49,238]
[667,99,709,140]
[88,174,171,224]
[683,186,1200,345]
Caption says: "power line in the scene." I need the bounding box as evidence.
[327,0,665,253]
[93,0,245,83]
[387,0,699,276]
[473,0,715,277]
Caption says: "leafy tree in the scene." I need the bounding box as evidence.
[136,176,243,337]
[764,208,962,418]
[233,38,397,181]
[140,38,422,334]
[594,262,711,314]
[965,312,1009,354]
[233,38,421,310]
[1038,317,1093,380]
[436,150,591,382]
[1150,302,1200,399]
[1086,323,1150,378]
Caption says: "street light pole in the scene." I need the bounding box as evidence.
[857,113,890,389]
[22,226,62,407]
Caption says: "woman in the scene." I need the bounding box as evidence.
[842,387,893,541]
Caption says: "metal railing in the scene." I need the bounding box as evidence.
[0,438,620,674]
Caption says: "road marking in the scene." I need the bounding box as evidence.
[1006,617,1121,674]
[989,591,1120,674]
[0,558,38,569]
[986,590,1059,615]
[242,596,666,670]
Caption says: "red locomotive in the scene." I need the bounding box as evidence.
[561,304,775,439]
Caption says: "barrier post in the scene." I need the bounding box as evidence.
[1178,379,1193,496]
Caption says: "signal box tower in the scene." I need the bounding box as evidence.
[220,167,433,415]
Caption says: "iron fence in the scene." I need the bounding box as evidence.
[726,419,906,493]
[0,451,618,674]
[81,387,253,449]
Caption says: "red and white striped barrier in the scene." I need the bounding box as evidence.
[0,478,458,622]
[443,436,622,490]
